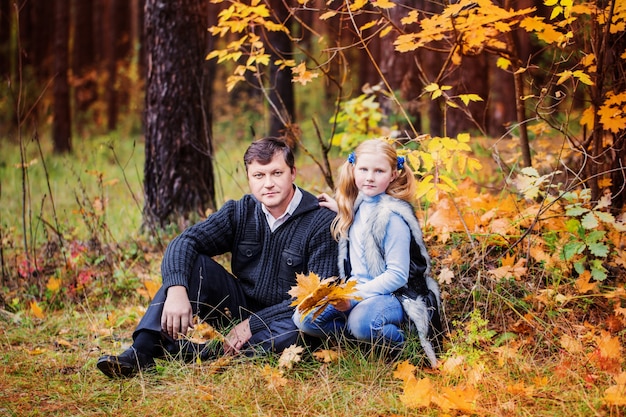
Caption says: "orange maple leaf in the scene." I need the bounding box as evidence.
[399,377,434,409]
[432,385,479,413]
[575,271,598,294]
[393,360,417,384]
[313,349,340,363]
[29,301,45,319]
[603,372,626,406]
[488,256,527,280]
[596,330,622,360]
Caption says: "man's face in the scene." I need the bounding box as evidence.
[247,153,296,217]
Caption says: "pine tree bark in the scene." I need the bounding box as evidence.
[143,0,215,229]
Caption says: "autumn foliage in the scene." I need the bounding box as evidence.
[2,0,626,415]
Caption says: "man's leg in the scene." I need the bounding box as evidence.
[245,310,305,355]
[97,255,247,378]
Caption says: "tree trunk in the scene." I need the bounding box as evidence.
[71,0,97,133]
[143,0,215,229]
[267,0,295,141]
[103,0,118,131]
[53,0,71,153]
[0,0,10,78]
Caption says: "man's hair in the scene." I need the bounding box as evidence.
[243,137,295,171]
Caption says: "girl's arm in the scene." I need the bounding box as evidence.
[317,192,338,213]
[355,215,411,298]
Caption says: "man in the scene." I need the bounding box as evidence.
[97,137,338,378]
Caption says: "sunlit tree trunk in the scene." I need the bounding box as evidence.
[143,0,215,229]
[53,0,71,153]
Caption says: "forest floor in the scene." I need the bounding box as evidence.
[1,135,625,416]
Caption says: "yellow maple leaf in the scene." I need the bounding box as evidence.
[313,349,340,363]
[603,372,626,406]
[46,277,62,293]
[278,344,303,369]
[288,272,325,304]
[30,301,45,319]
[399,377,434,408]
[260,364,288,389]
[349,0,368,12]
[393,360,417,384]
[289,272,360,319]
[598,91,626,133]
[580,106,595,129]
[432,385,478,413]
[319,10,338,20]
[291,62,319,85]
[372,0,396,9]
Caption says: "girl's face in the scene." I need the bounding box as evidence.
[353,151,397,197]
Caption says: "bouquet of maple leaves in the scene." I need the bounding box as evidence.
[288,272,361,320]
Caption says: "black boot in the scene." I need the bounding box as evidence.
[97,347,156,378]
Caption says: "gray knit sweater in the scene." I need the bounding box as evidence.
[160,187,339,335]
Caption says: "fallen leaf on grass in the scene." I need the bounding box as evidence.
[487,255,527,280]
[203,356,232,375]
[603,372,626,406]
[506,381,535,397]
[261,364,288,389]
[393,360,417,383]
[30,301,45,319]
[278,344,303,369]
[575,271,598,294]
[432,385,479,413]
[313,349,340,363]
[590,330,622,373]
[399,376,434,408]
[437,267,455,285]
[560,334,583,355]
[186,319,224,344]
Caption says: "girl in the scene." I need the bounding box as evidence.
[293,138,442,366]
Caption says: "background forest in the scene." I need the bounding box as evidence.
[1,0,625,415]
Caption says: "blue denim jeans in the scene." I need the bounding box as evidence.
[293,294,405,346]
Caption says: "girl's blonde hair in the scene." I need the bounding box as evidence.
[331,138,417,240]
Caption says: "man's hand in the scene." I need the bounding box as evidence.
[223,319,252,355]
[161,285,194,339]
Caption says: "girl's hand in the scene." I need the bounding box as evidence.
[317,193,338,213]
[332,299,352,311]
